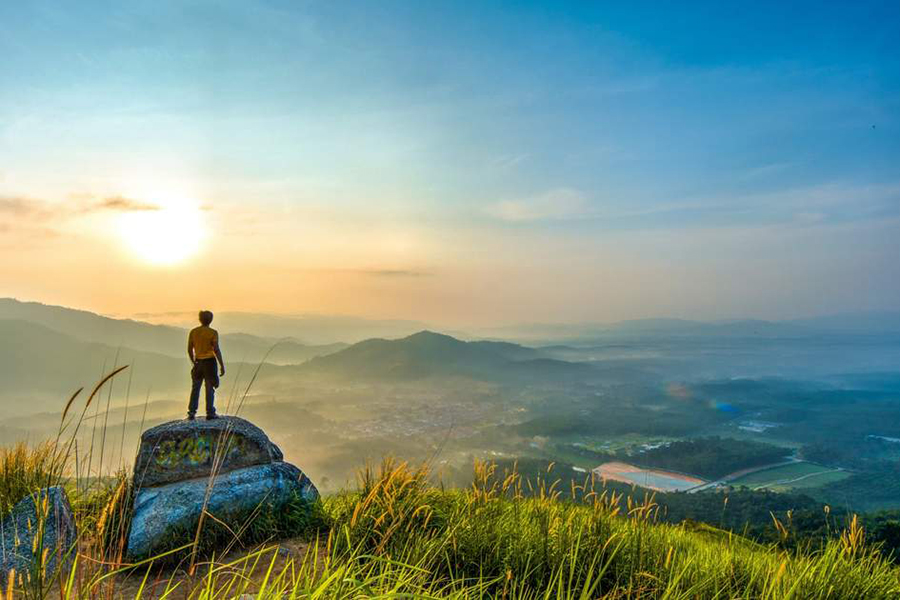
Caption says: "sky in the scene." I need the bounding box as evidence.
[1,1,898,327]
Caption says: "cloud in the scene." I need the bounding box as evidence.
[1,195,163,221]
[290,267,431,279]
[486,188,591,222]
[0,199,62,248]
[0,196,45,217]
[321,268,431,278]
[92,196,160,212]
[489,153,529,169]
[356,269,430,278]
[482,181,900,232]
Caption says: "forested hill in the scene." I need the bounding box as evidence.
[294,330,590,381]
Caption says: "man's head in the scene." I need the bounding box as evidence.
[199,310,214,326]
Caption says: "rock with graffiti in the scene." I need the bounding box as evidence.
[126,416,318,560]
[133,416,284,487]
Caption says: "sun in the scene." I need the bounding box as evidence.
[116,197,207,265]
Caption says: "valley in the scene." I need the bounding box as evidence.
[1,298,899,516]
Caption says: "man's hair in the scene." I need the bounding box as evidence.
[199,310,214,326]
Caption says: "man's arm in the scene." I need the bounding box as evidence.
[187,335,195,363]
[214,339,225,376]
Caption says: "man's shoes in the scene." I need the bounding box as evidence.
[187,414,196,421]
[206,413,219,420]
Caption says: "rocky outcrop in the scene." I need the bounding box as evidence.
[126,417,318,560]
[133,416,284,488]
[127,462,317,559]
[0,487,77,587]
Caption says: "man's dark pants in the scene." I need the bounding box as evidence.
[189,357,219,417]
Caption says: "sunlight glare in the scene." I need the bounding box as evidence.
[116,197,207,265]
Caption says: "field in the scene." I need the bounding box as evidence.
[729,461,850,491]
[532,434,676,470]
[593,461,706,492]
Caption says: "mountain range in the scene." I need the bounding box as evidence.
[3,297,899,403]
[473,313,900,343]
[0,300,596,402]
[130,308,428,344]
[0,299,346,365]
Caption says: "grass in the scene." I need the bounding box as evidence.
[5,446,900,598]
[0,441,64,516]
[1,369,899,598]
[315,459,900,598]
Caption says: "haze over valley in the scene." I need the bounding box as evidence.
[3,297,898,516]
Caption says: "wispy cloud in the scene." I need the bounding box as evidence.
[287,267,432,279]
[486,188,591,222]
[0,195,162,222]
[319,268,431,278]
[484,182,900,231]
[356,268,430,278]
[0,196,46,217]
[0,198,62,248]
[488,153,529,169]
[91,196,160,212]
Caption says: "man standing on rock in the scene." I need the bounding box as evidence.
[187,310,225,420]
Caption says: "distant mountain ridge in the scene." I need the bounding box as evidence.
[0,318,185,405]
[0,298,346,364]
[474,313,900,343]
[0,300,595,394]
[133,309,429,345]
[604,318,812,338]
[4,298,898,386]
[787,311,900,334]
[8,298,898,349]
[0,317,591,412]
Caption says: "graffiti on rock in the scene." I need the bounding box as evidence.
[154,435,248,468]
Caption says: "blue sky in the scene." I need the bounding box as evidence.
[1,1,898,324]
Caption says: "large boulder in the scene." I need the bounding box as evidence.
[126,462,318,560]
[126,417,319,561]
[0,487,77,588]
[133,416,284,488]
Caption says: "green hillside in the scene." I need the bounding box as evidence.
[0,319,185,398]
[3,445,899,599]
[0,298,186,356]
[319,461,900,598]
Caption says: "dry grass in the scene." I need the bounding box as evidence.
[0,442,64,516]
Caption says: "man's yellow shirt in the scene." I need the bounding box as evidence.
[189,326,219,360]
